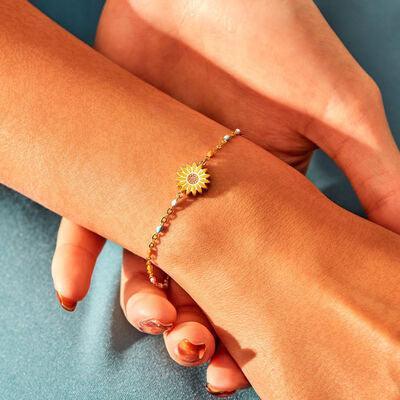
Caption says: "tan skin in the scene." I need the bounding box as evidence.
[53,0,400,396]
[2,1,400,399]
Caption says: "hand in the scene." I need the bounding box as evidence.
[52,0,400,397]
[52,219,248,398]
[97,0,400,229]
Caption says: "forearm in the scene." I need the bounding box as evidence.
[0,0,230,255]
[0,2,317,259]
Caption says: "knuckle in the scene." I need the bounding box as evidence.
[361,75,383,106]
[344,74,383,116]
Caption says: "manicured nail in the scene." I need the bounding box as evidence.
[55,291,77,312]
[175,339,206,363]
[138,319,173,335]
[206,383,236,398]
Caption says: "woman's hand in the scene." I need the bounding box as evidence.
[52,0,400,396]
[97,0,400,230]
[52,220,249,397]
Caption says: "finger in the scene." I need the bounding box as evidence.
[306,82,400,233]
[206,344,250,397]
[163,280,215,367]
[52,218,105,311]
[121,250,176,334]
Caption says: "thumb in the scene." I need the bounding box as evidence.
[305,81,400,233]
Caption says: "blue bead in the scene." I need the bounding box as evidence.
[156,225,163,233]
[223,134,231,142]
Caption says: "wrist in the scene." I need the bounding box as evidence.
[157,135,328,280]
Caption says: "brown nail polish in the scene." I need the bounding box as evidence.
[55,291,77,312]
[176,339,206,363]
[206,383,236,398]
[138,319,173,335]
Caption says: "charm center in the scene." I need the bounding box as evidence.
[187,173,199,185]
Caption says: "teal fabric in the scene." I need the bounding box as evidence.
[0,1,399,399]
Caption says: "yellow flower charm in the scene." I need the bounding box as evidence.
[177,162,210,195]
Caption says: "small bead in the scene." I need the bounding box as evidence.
[171,199,177,207]
[150,276,157,285]
[223,134,232,142]
[156,225,164,233]
[234,128,241,135]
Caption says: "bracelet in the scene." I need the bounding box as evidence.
[146,128,241,288]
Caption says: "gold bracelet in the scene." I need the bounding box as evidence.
[146,128,241,288]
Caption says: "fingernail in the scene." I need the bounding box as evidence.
[175,339,206,363]
[206,383,236,398]
[138,319,173,335]
[55,291,77,312]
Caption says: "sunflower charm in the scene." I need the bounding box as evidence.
[177,162,210,195]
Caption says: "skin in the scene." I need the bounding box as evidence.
[53,0,400,395]
[1,1,400,399]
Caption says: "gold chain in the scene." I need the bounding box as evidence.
[146,128,241,288]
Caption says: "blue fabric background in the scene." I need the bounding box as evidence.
[0,1,399,399]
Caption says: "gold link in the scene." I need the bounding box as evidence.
[167,208,173,215]
[152,233,158,240]
[161,216,168,223]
